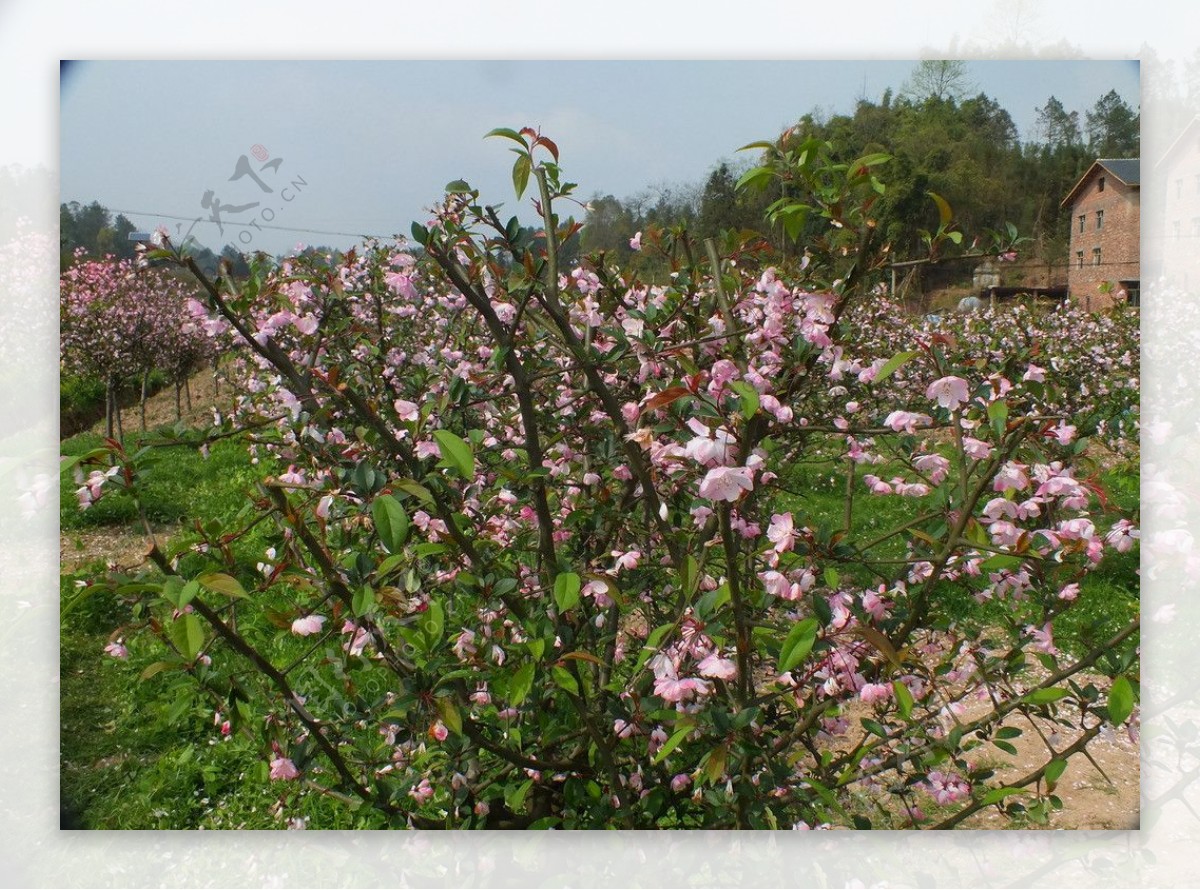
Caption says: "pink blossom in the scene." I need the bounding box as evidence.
[923,770,971,805]
[913,453,950,485]
[269,756,300,781]
[394,399,420,422]
[1048,422,1076,445]
[884,411,932,434]
[863,474,893,495]
[671,774,692,792]
[759,570,791,598]
[430,721,449,742]
[862,588,890,621]
[962,437,993,460]
[697,652,738,680]
[766,512,796,553]
[684,419,736,466]
[992,461,1030,492]
[613,718,636,739]
[104,640,129,660]
[408,777,434,804]
[290,614,326,636]
[926,376,971,411]
[583,579,614,608]
[859,683,892,704]
[629,231,642,251]
[612,549,642,572]
[698,465,754,502]
[1022,364,1046,383]
[653,674,712,703]
[1024,622,1059,655]
[1104,519,1139,553]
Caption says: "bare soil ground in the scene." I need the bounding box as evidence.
[61,367,1138,830]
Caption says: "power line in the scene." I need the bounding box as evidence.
[104,207,396,241]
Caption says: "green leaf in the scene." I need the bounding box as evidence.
[988,399,1009,439]
[1024,687,1071,705]
[371,494,410,554]
[928,191,953,227]
[550,665,579,696]
[436,697,462,735]
[652,726,692,764]
[484,127,526,145]
[701,744,728,785]
[729,380,760,418]
[778,618,819,674]
[506,778,534,813]
[735,165,774,191]
[410,222,429,246]
[509,662,536,706]
[445,179,471,193]
[736,140,777,153]
[893,680,914,721]
[512,154,532,200]
[823,567,840,589]
[393,479,436,507]
[1108,676,1135,726]
[171,613,205,661]
[178,579,200,609]
[995,726,1023,740]
[420,599,445,648]
[873,350,919,384]
[197,572,247,599]
[993,740,1018,756]
[139,660,180,681]
[1044,759,1067,786]
[352,585,376,617]
[553,572,581,613]
[696,582,730,620]
[980,554,1023,572]
[981,786,1025,806]
[861,717,888,738]
[432,429,475,479]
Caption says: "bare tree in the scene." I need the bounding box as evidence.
[900,60,975,103]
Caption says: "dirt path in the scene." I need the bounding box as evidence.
[88,365,236,438]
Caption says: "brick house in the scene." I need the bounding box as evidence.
[1158,116,1200,292]
[1061,158,1140,309]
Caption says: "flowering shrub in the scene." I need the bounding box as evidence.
[60,250,213,436]
[71,129,1138,829]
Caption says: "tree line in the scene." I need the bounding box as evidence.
[581,66,1139,275]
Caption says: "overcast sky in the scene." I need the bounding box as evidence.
[60,59,1139,257]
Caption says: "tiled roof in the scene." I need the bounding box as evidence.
[1061,158,1140,207]
[1096,158,1139,185]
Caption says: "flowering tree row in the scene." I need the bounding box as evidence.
[73,129,1139,829]
[60,250,216,439]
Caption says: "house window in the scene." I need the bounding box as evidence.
[1098,177,1105,192]
[1092,247,1102,266]
[1078,214,1086,234]
[1096,210,1104,230]
[1077,250,1084,268]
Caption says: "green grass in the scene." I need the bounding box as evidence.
[61,429,267,530]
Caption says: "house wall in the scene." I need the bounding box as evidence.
[1162,125,1200,292]
[1066,170,1140,310]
